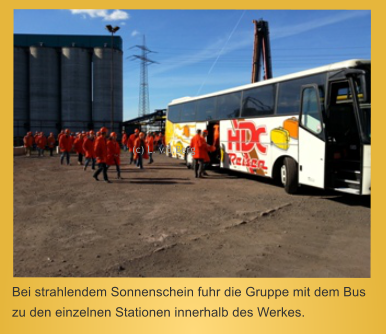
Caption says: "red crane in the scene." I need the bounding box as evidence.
[251,20,273,83]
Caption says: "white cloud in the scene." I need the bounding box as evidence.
[131,30,140,37]
[70,9,129,21]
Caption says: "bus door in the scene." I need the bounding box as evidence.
[206,121,220,166]
[324,75,365,194]
[298,84,326,189]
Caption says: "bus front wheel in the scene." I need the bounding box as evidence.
[281,157,298,194]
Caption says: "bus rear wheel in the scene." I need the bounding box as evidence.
[281,157,298,194]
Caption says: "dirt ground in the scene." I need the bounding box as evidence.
[13,149,370,278]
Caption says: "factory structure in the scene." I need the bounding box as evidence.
[13,34,123,143]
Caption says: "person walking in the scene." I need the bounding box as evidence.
[83,131,96,171]
[201,130,216,176]
[190,129,203,178]
[158,132,164,153]
[73,133,85,165]
[23,132,34,157]
[128,129,139,164]
[93,127,110,183]
[36,132,47,157]
[57,130,64,142]
[47,132,56,157]
[133,132,148,169]
[106,132,122,179]
[121,131,128,152]
[146,131,154,164]
[59,129,72,165]
[32,131,39,152]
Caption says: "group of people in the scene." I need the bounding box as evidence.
[23,128,164,183]
[22,131,57,157]
[23,126,219,181]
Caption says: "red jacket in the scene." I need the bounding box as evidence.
[59,135,72,152]
[127,133,137,152]
[213,124,220,147]
[47,135,56,148]
[190,135,214,161]
[83,137,95,159]
[190,134,202,159]
[106,139,121,165]
[69,136,75,148]
[146,135,154,153]
[133,137,149,160]
[23,135,34,148]
[94,136,107,163]
[73,137,84,154]
[121,133,127,146]
[57,132,64,142]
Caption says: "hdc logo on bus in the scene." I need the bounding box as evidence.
[227,120,268,170]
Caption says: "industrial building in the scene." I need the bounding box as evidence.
[14,34,123,144]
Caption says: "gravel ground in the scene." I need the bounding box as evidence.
[13,150,370,277]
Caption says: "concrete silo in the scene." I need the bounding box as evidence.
[14,47,29,140]
[14,34,124,141]
[29,46,60,135]
[61,47,92,133]
[92,47,123,135]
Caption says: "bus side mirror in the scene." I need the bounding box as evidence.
[359,74,367,102]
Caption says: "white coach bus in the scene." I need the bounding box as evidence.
[165,59,371,195]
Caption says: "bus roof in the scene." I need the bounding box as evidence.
[169,59,370,106]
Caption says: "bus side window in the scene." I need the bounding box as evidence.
[301,87,323,135]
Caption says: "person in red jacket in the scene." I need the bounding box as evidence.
[146,131,154,164]
[93,127,110,183]
[190,129,203,178]
[32,131,39,152]
[47,132,56,157]
[127,128,139,164]
[133,132,149,169]
[57,130,64,142]
[201,130,216,176]
[36,132,47,157]
[23,132,34,156]
[73,133,85,165]
[83,131,96,171]
[106,132,122,179]
[121,131,128,152]
[157,132,164,154]
[59,129,72,165]
[213,124,220,148]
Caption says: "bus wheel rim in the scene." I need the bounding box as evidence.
[281,165,287,185]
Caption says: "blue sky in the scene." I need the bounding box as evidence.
[14,9,371,121]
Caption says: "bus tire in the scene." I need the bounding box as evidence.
[281,157,298,194]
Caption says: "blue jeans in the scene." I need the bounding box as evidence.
[60,151,70,165]
[37,147,44,156]
[85,158,95,169]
